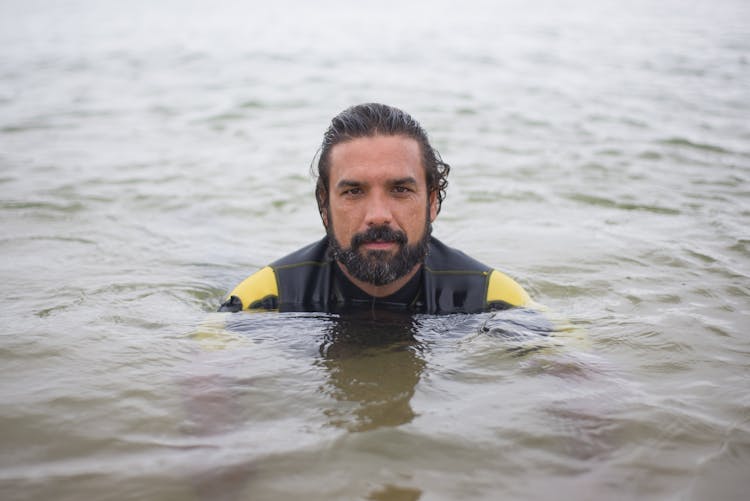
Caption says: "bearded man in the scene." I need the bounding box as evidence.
[219,103,531,314]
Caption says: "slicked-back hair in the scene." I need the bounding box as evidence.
[313,103,450,220]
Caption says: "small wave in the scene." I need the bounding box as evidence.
[200,112,247,123]
[638,150,662,160]
[0,199,85,213]
[2,235,96,246]
[465,189,544,203]
[658,137,732,154]
[1,123,64,134]
[566,193,680,215]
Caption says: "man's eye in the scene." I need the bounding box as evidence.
[343,187,363,196]
[393,186,412,194]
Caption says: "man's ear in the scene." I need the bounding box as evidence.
[429,191,438,222]
[316,187,329,229]
[320,206,329,229]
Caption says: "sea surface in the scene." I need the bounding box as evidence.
[1,0,749,499]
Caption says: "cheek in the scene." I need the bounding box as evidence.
[402,207,427,236]
[332,203,362,228]
[329,207,354,242]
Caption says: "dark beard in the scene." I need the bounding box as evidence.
[328,223,432,287]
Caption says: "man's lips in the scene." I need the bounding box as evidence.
[361,240,398,251]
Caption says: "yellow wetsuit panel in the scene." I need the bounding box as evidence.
[486,269,531,307]
[226,266,279,310]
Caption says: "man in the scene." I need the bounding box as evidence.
[219,103,532,314]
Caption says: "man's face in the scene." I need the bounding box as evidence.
[323,134,438,286]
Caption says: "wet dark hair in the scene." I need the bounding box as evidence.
[313,103,450,219]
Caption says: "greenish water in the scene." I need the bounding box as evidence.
[1,0,749,499]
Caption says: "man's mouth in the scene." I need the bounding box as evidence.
[361,239,398,251]
[351,225,407,253]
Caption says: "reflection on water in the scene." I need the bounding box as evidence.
[317,310,425,432]
[184,308,582,500]
[216,308,565,434]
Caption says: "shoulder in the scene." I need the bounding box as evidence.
[424,238,489,273]
[218,237,331,312]
[486,269,531,308]
[271,237,330,268]
[219,266,278,311]
[426,238,531,309]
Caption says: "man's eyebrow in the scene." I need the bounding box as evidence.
[335,179,363,189]
[390,177,418,185]
[335,176,418,189]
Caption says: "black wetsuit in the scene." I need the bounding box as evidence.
[219,236,531,314]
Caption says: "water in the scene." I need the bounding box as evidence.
[1,0,749,499]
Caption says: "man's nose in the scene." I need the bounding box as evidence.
[365,191,393,226]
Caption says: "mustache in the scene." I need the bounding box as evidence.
[351,225,407,249]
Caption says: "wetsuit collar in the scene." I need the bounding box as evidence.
[332,262,423,310]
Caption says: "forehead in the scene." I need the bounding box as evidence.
[327,135,425,183]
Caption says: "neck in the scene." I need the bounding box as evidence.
[336,262,423,298]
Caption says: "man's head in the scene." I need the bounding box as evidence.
[313,104,451,291]
[315,103,449,219]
